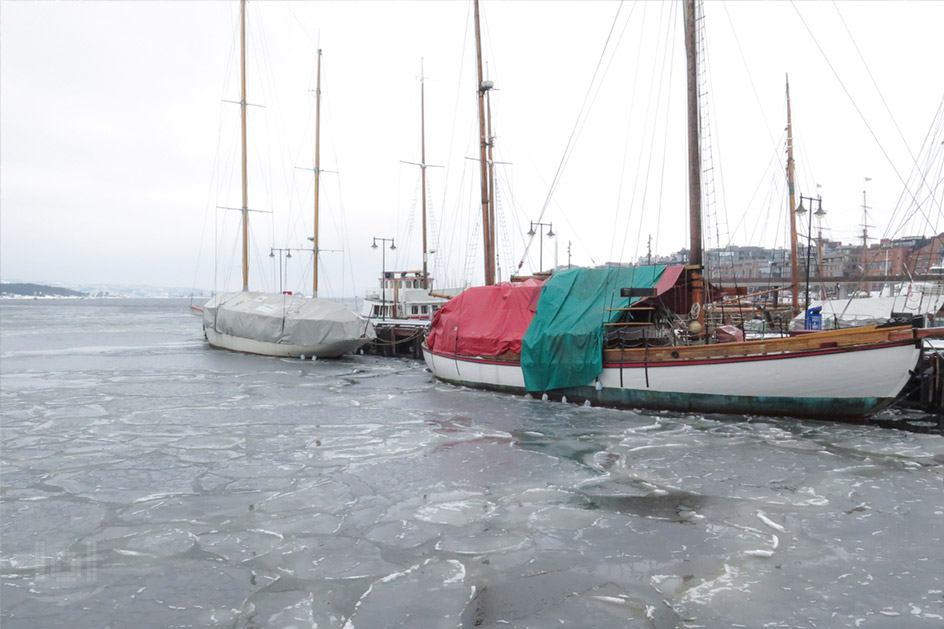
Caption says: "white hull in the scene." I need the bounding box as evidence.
[597,343,916,400]
[205,326,368,358]
[424,348,526,391]
[424,340,922,418]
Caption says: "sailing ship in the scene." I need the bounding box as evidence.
[362,60,465,356]
[202,1,374,358]
[422,0,944,419]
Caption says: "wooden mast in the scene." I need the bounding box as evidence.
[684,0,704,332]
[486,85,496,277]
[312,48,323,297]
[786,74,800,312]
[473,0,495,285]
[239,0,249,291]
[420,59,429,290]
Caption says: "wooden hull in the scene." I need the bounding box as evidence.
[423,326,926,419]
[205,327,369,359]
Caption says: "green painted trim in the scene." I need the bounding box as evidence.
[546,386,891,420]
[430,375,893,420]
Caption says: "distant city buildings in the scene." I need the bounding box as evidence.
[645,232,944,288]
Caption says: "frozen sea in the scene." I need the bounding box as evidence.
[2,298,943,628]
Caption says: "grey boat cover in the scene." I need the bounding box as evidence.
[203,291,375,347]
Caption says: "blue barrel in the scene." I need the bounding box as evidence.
[805,306,822,330]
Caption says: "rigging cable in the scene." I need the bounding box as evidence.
[650,4,679,267]
[624,1,675,266]
[517,0,628,272]
[607,0,652,264]
[435,2,473,287]
[887,94,944,238]
[321,56,358,303]
[790,0,937,231]
[831,1,942,229]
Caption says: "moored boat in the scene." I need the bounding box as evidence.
[201,3,373,358]
[422,0,944,419]
[424,266,939,419]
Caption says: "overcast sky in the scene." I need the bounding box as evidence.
[3,0,942,298]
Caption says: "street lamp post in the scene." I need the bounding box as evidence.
[269,247,307,294]
[527,221,555,272]
[371,237,396,321]
[794,195,826,315]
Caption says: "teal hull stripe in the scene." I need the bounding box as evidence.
[432,375,890,420]
[547,385,889,420]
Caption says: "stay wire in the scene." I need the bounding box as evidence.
[436,1,472,287]
[609,0,649,263]
[888,94,944,238]
[831,1,942,224]
[627,2,674,266]
[790,0,935,231]
[518,0,627,272]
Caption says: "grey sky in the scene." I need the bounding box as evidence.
[2,1,942,298]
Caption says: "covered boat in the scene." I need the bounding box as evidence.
[424,265,938,419]
[422,0,944,420]
[203,292,374,358]
[424,279,543,390]
[199,12,371,359]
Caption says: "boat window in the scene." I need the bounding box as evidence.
[421,306,428,314]
[412,306,418,315]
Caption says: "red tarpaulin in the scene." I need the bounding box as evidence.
[426,279,544,357]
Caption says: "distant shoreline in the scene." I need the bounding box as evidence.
[1,281,210,299]
[0,295,197,300]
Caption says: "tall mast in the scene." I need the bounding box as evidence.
[684,0,704,331]
[473,0,495,285]
[312,48,323,297]
[486,84,496,274]
[239,0,249,291]
[785,74,800,312]
[420,59,429,290]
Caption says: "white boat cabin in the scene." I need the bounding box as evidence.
[361,270,463,321]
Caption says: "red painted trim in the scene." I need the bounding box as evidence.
[424,347,520,367]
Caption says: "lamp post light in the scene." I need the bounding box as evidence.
[794,195,826,315]
[371,237,396,321]
[269,247,306,294]
[527,221,555,272]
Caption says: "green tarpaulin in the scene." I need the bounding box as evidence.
[520,266,669,392]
